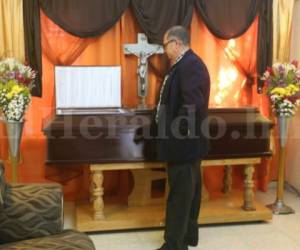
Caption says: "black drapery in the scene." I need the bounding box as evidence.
[39,0,130,38]
[257,0,273,93]
[23,0,273,97]
[23,0,42,97]
[130,0,194,44]
[23,0,130,96]
[195,0,260,39]
[195,0,273,93]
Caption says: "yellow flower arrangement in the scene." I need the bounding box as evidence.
[270,85,300,97]
[0,58,35,121]
[261,61,300,117]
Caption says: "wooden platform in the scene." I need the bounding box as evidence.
[76,158,272,232]
[76,191,272,232]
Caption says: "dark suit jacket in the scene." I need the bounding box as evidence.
[156,49,210,163]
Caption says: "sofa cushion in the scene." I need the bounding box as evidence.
[0,161,6,208]
[0,230,95,250]
[0,183,64,244]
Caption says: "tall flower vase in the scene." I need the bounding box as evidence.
[5,120,24,183]
[267,116,295,214]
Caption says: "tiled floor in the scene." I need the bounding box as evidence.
[64,185,300,250]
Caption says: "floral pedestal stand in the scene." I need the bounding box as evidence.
[0,57,36,183]
[267,116,295,214]
[5,120,24,183]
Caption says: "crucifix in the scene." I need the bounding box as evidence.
[124,33,164,109]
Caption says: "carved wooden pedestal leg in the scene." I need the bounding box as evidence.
[242,164,256,211]
[90,169,105,220]
[223,165,232,195]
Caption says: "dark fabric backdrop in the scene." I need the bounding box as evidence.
[131,0,194,44]
[23,0,273,97]
[257,0,273,93]
[195,0,260,39]
[23,0,42,97]
[39,0,130,38]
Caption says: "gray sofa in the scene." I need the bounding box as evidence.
[0,160,95,250]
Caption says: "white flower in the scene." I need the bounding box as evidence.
[285,63,296,72]
[262,71,270,80]
[273,62,282,70]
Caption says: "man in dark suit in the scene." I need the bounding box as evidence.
[156,26,210,250]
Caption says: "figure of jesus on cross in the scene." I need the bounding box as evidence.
[124,33,163,109]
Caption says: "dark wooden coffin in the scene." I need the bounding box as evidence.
[42,107,273,164]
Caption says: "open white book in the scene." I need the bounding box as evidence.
[55,66,123,114]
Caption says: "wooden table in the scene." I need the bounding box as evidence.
[76,158,272,232]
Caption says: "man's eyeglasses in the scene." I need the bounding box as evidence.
[163,39,176,49]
